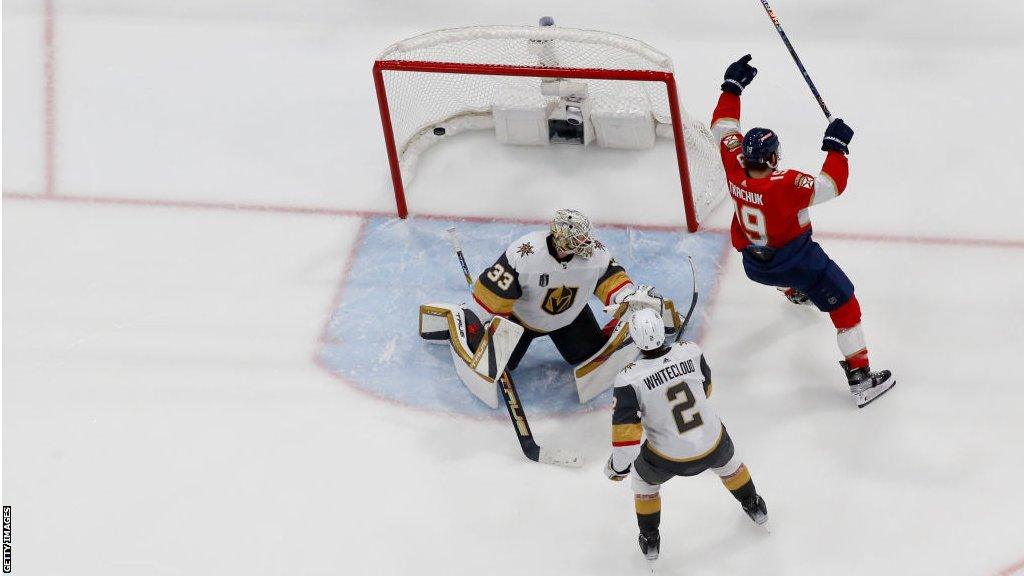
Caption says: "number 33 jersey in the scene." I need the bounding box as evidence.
[710,91,850,251]
[612,341,722,462]
[471,230,632,334]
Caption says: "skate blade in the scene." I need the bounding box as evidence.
[748,514,770,534]
[856,379,896,409]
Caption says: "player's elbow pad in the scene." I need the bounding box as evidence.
[711,119,741,143]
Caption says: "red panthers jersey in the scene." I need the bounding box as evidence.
[711,92,850,251]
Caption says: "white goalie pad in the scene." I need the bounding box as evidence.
[573,300,682,403]
[419,304,524,409]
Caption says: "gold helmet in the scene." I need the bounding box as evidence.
[550,209,595,259]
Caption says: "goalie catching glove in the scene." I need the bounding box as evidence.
[612,284,664,315]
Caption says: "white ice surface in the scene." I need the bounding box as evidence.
[4,1,1024,575]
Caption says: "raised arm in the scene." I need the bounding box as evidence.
[809,119,854,206]
[711,55,758,143]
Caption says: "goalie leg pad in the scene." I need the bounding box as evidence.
[574,300,680,404]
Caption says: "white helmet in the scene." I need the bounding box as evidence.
[628,307,665,351]
[550,209,595,258]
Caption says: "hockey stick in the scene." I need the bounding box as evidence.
[674,255,699,343]
[758,0,833,121]
[444,227,583,468]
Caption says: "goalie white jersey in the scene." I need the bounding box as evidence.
[612,341,723,462]
[472,230,632,334]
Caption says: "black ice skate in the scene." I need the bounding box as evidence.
[639,530,660,561]
[742,494,769,526]
[842,361,896,408]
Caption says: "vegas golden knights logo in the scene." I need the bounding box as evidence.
[542,286,578,315]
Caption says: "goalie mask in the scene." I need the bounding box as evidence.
[628,307,666,351]
[551,208,595,259]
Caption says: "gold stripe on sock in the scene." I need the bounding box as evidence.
[722,464,751,492]
[634,494,661,515]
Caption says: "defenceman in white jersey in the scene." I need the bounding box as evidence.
[469,209,661,372]
[604,308,769,562]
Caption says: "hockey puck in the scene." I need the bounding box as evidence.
[433,126,446,136]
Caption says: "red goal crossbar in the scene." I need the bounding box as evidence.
[372,59,699,232]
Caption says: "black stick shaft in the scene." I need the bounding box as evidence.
[674,256,699,344]
[446,227,541,462]
[758,0,833,121]
[499,372,541,461]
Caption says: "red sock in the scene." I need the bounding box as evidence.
[830,297,870,369]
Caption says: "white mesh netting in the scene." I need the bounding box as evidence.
[376,25,727,227]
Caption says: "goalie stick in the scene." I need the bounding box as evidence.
[445,227,583,468]
[675,255,699,343]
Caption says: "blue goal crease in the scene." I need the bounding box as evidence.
[318,216,728,418]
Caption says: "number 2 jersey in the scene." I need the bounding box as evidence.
[710,91,850,251]
[612,341,722,462]
[472,230,633,334]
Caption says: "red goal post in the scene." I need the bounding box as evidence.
[372,25,727,232]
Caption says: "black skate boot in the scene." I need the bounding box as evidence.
[638,530,660,561]
[842,361,896,408]
[741,494,769,526]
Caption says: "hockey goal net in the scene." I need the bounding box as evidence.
[373,23,727,232]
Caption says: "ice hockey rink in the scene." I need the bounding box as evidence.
[4,1,1024,574]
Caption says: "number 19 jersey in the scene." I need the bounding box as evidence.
[710,91,850,251]
[612,342,723,462]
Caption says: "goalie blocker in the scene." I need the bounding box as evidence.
[420,301,682,407]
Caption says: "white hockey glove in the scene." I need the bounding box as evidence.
[614,284,664,314]
[604,454,631,482]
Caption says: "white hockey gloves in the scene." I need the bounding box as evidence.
[604,443,641,482]
[613,284,664,314]
[604,454,630,482]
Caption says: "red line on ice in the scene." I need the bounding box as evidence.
[996,556,1024,576]
[4,191,1024,250]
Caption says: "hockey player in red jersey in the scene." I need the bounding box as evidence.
[711,55,895,407]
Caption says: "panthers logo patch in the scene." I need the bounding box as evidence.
[795,174,814,189]
[724,134,742,152]
[542,286,579,315]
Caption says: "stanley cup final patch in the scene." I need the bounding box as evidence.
[542,286,578,315]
